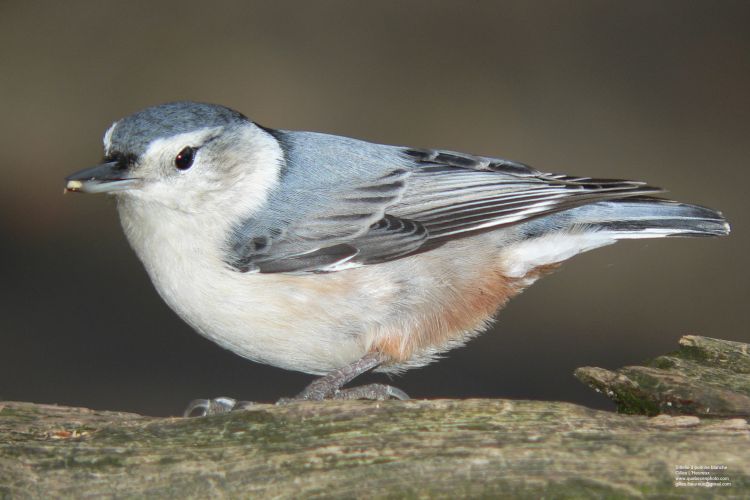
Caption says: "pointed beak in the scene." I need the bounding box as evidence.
[65,162,141,194]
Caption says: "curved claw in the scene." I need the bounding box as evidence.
[183,397,238,417]
[382,385,410,400]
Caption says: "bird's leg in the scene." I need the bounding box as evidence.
[183,352,408,417]
[282,352,409,402]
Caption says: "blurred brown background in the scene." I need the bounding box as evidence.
[0,1,747,416]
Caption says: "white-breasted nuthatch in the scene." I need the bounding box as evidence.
[65,102,729,416]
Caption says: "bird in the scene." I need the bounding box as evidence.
[65,101,729,416]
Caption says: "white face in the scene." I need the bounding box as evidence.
[113,122,283,216]
[123,126,224,207]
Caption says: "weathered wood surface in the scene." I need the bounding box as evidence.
[576,336,750,418]
[2,335,749,498]
[1,399,748,498]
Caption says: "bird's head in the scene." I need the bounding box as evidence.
[65,101,280,213]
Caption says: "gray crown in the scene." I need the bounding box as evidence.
[108,101,249,158]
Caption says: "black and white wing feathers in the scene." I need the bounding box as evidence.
[227,137,660,274]
[226,166,417,273]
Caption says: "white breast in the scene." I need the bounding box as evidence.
[116,183,391,375]
[112,124,375,373]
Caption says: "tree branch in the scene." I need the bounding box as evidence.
[1,336,748,497]
[576,336,750,418]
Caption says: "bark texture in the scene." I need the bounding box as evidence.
[575,335,750,418]
[1,335,748,498]
[1,399,749,498]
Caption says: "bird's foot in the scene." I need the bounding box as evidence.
[182,352,409,417]
[277,352,409,402]
[277,382,409,404]
[183,397,255,417]
[333,383,410,401]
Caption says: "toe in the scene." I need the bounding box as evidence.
[334,383,410,401]
[183,397,237,417]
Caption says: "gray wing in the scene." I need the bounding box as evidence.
[226,132,660,273]
[228,168,425,273]
[226,131,425,273]
[391,149,661,244]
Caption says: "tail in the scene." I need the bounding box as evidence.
[501,196,728,278]
[567,196,730,239]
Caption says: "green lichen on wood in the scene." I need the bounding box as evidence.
[2,336,749,497]
[671,336,750,374]
[575,336,750,418]
[1,398,749,498]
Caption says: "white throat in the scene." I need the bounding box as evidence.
[115,125,283,288]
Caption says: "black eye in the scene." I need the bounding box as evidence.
[175,147,196,170]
